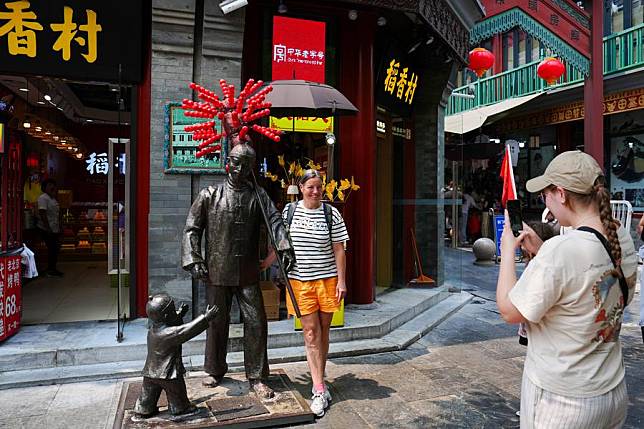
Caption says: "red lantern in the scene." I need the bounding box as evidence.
[468,48,494,77]
[537,57,565,85]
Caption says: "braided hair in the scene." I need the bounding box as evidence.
[566,176,622,276]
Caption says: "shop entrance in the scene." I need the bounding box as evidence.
[375,113,393,292]
[1,75,132,324]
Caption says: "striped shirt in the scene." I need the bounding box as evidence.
[283,201,349,281]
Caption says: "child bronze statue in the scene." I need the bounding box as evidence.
[134,294,218,417]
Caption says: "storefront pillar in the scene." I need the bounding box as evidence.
[584,0,604,166]
[413,62,456,285]
[135,30,152,317]
[338,14,376,304]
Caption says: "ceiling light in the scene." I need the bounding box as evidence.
[19,88,29,92]
[86,119,93,122]
[61,139,66,143]
[37,100,45,105]
[44,94,51,101]
[75,153,83,159]
[277,0,287,13]
[23,120,31,128]
[426,36,434,45]
[348,9,358,20]
[377,16,387,26]
[35,126,41,131]
[45,131,51,135]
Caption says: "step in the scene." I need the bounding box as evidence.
[0,287,450,372]
[0,292,472,389]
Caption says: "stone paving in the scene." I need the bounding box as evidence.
[1,249,643,428]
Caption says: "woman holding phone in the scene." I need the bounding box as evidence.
[496,151,637,428]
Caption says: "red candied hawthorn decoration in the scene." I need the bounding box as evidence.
[182,78,284,158]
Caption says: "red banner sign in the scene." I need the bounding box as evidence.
[272,16,325,83]
[0,255,22,342]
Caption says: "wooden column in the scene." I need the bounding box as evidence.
[584,0,604,167]
[492,34,503,74]
[338,14,376,304]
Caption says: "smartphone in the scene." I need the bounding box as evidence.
[506,200,523,237]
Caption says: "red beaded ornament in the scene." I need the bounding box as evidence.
[182,78,284,158]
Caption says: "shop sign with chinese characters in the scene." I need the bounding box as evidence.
[270,116,333,133]
[497,88,644,132]
[383,58,418,106]
[0,0,144,83]
[85,152,125,175]
[271,16,331,132]
[0,255,21,342]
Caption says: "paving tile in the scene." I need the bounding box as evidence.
[0,384,59,418]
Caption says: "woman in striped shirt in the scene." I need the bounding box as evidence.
[262,169,349,417]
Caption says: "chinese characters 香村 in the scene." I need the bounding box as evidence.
[0,1,102,62]
[384,59,418,105]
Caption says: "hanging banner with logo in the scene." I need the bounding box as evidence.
[0,255,22,342]
[0,0,145,83]
[271,16,331,132]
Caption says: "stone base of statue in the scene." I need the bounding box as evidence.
[113,370,314,428]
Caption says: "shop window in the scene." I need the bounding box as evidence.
[612,1,625,33]
[517,32,526,67]
[529,135,540,148]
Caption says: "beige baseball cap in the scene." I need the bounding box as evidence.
[526,150,604,195]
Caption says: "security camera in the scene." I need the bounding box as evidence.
[219,0,248,14]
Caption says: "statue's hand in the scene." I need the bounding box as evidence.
[177,303,189,318]
[190,263,208,280]
[279,249,296,273]
[205,304,219,321]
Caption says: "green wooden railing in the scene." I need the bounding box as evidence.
[447,23,644,116]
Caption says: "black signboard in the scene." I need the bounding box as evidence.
[376,42,421,117]
[0,0,146,83]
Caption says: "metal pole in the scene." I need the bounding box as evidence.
[250,170,301,318]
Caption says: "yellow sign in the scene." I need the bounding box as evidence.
[0,1,101,62]
[270,116,334,133]
[294,299,344,330]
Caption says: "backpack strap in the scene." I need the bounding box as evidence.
[577,226,629,307]
[322,202,333,242]
[286,201,296,229]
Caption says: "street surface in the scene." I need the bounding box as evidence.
[1,248,642,428]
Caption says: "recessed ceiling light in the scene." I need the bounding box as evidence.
[19,88,29,92]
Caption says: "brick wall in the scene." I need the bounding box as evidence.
[149,0,244,308]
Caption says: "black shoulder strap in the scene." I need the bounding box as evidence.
[577,226,629,306]
[322,203,333,242]
[286,202,296,228]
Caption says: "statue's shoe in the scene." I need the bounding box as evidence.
[250,381,275,399]
[202,375,224,387]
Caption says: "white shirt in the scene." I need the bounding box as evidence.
[37,193,60,233]
[283,201,349,281]
[509,227,637,397]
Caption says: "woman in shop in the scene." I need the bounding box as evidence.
[261,169,349,417]
[37,179,63,277]
[496,150,637,428]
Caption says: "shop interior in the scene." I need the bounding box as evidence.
[0,75,131,324]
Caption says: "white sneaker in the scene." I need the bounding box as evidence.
[310,391,328,417]
[312,386,332,403]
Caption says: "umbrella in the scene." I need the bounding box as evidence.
[264,80,359,117]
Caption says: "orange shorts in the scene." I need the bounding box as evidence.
[286,277,341,316]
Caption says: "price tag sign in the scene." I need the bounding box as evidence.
[0,255,22,342]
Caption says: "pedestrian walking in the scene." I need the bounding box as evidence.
[496,151,638,428]
[36,178,63,277]
[461,186,479,245]
[262,169,349,417]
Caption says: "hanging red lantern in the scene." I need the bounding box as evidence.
[537,57,565,85]
[468,48,494,77]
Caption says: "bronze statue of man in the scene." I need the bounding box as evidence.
[182,142,294,399]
